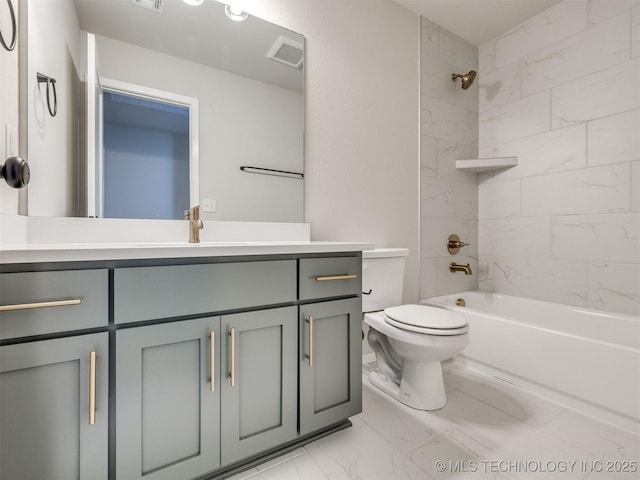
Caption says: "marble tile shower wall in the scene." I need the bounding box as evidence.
[419,17,479,299]
[477,0,640,315]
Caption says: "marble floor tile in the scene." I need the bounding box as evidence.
[246,451,329,480]
[540,410,640,474]
[254,448,308,472]
[442,363,566,427]
[359,380,441,453]
[304,416,432,479]
[231,365,639,480]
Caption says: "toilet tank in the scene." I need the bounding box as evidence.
[362,248,409,312]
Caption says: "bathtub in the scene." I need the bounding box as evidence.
[423,291,640,434]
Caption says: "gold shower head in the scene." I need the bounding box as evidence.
[451,70,477,90]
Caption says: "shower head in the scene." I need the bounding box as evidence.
[451,70,477,90]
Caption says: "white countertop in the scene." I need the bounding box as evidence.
[0,241,374,264]
[0,215,373,264]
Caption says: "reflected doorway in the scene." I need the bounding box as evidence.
[85,68,199,219]
[102,92,190,219]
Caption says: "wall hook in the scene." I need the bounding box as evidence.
[0,0,16,52]
[37,73,57,117]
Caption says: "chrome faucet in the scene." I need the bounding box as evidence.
[450,262,472,275]
[184,206,204,243]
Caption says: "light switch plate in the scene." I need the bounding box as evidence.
[4,123,17,157]
[202,198,216,212]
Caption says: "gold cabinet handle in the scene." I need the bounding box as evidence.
[229,327,236,387]
[0,299,81,312]
[89,351,96,425]
[209,331,215,393]
[315,274,357,282]
[305,316,314,367]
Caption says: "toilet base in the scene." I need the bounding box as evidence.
[369,361,447,411]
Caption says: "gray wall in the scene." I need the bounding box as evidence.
[253,0,421,304]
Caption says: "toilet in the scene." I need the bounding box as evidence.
[363,248,469,410]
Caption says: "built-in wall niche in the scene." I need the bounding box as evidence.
[455,156,518,173]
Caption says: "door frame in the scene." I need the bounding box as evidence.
[91,76,200,218]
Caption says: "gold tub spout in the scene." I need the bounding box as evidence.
[450,262,472,275]
[184,206,204,243]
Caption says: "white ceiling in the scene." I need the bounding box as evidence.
[394,0,561,46]
[74,0,304,92]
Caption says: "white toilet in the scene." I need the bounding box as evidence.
[363,248,469,410]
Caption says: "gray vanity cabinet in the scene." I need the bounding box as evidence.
[220,306,298,465]
[0,252,362,480]
[116,317,221,480]
[299,298,362,436]
[0,333,109,480]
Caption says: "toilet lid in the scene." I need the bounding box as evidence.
[384,304,467,330]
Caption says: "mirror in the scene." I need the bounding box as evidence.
[25,0,304,222]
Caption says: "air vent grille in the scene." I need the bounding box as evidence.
[266,36,304,69]
[129,0,165,14]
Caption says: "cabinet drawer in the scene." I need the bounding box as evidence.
[0,269,109,340]
[114,260,296,324]
[299,257,362,300]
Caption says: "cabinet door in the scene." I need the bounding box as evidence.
[0,333,109,480]
[221,306,297,465]
[299,298,362,436]
[116,317,220,480]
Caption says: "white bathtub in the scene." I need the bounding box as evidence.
[423,291,640,434]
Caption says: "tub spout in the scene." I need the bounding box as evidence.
[450,262,472,275]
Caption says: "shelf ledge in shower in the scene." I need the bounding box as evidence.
[455,156,517,173]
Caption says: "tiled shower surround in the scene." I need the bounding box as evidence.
[421,0,640,316]
[419,17,479,300]
[477,0,639,316]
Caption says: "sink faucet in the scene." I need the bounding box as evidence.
[450,262,472,275]
[184,206,204,243]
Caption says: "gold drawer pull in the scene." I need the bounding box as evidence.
[229,327,236,387]
[315,274,358,282]
[0,299,82,312]
[89,351,96,425]
[305,316,314,367]
[209,331,215,393]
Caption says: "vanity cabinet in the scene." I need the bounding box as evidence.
[298,256,362,437]
[220,307,298,465]
[0,268,109,479]
[116,317,222,480]
[0,333,109,480]
[0,269,108,340]
[115,307,298,480]
[1,250,363,480]
[299,298,362,436]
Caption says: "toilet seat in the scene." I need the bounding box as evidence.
[383,304,469,336]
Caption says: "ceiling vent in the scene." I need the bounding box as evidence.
[129,0,165,14]
[266,36,304,69]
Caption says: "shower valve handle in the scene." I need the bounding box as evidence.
[447,234,470,255]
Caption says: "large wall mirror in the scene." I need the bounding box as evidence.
[24,0,304,222]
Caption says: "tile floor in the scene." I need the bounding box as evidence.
[230,362,640,480]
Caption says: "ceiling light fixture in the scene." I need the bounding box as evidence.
[224,4,249,21]
[182,0,204,5]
